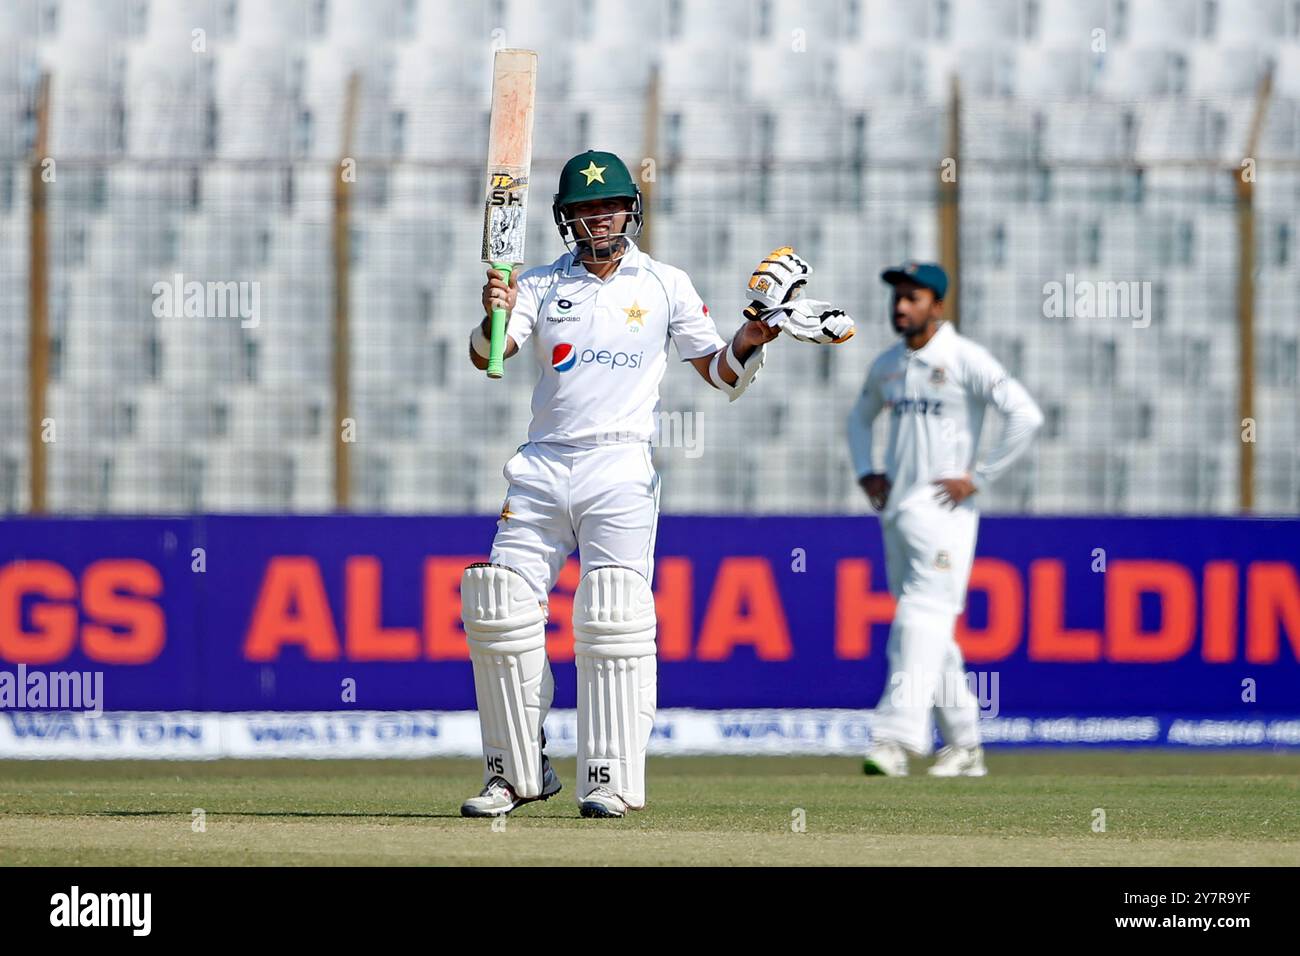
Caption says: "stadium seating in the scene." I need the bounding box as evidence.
[1,0,1295,517]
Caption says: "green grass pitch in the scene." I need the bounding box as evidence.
[2,751,1299,866]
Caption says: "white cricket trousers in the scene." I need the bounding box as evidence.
[871,496,982,755]
[490,440,661,605]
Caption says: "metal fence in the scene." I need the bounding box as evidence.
[3,79,1298,516]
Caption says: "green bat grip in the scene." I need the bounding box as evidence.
[486,262,512,379]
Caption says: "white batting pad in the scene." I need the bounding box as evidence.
[573,565,658,808]
[461,563,552,797]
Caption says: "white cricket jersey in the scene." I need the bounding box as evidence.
[505,242,727,446]
[847,321,1044,516]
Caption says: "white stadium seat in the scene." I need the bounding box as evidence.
[496,0,579,52]
[141,0,233,44]
[860,0,932,43]
[0,0,39,37]
[579,0,666,45]
[659,44,750,101]
[236,0,314,41]
[214,44,301,159]
[301,43,395,159]
[55,0,131,40]
[202,444,298,511]
[1035,0,1110,46]
[946,0,1026,45]
[961,102,1036,162]
[1212,0,1287,44]
[41,38,125,157]
[1016,47,1099,99]
[1040,103,1132,160]
[325,0,406,43]
[1124,0,1203,44]
[1097,47,1186,97]
[125,42,212,158]
[413,0,491,46]
[668,0,759,42]
[836,46,931,101]
[748,40,835,105]
[662,102,756,163]
[1186,46,1272,96]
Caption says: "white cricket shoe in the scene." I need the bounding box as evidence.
[460,756,562,817]
[862,740,909,776]
[579,786,629,819]
[927,745,988,777]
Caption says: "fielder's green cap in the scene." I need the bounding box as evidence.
[882,261,949,300]
[555,150,638,209]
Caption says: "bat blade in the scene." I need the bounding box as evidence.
[481,49,537,266]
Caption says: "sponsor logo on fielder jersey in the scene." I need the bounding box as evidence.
[930,366,946,385]
[889,397,944,416]
[551,342,643,373]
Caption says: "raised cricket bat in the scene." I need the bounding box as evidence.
[481,48,538,380]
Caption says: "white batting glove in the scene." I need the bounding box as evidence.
[766,299,856,344]
[743,246,812,320]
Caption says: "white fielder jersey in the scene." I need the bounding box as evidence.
[847,321,1044,516]
[505,242,727,446]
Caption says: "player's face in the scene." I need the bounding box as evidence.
[891,281,943,336]
[566,197,633,260]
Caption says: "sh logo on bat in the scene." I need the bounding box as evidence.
[488,173,527,207]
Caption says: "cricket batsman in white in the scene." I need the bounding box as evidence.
[848,262,1043,777]
[461,150,855,817]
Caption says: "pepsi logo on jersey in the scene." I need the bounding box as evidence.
[551,343,643,373]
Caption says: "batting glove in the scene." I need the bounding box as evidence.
[743,246,812,320]
[766,298,855,344]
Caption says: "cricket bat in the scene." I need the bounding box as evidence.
[481,48,538,380]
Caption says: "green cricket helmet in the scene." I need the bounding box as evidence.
[552,150,643,262]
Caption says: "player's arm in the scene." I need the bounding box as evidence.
[664,265,769,401]
[470,268,527,370]
[688,319,780,389]
[691,246,852,394]
[963,350,1045,495]
[847,361,889,510]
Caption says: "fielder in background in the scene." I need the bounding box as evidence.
[462,149,854,818]
[847,262,1043,777]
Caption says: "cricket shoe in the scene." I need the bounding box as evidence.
[927,745,988,777]
[862,740,909,776]
[579,786,629,819]
[460,756,562,817]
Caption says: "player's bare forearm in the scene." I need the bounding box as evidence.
[713,320,778,385]
[733,319,779,360]
[689,321,778,389]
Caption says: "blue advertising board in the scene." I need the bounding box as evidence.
[1,515,1297,740]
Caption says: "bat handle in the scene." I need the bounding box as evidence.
[487,262,512,380]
